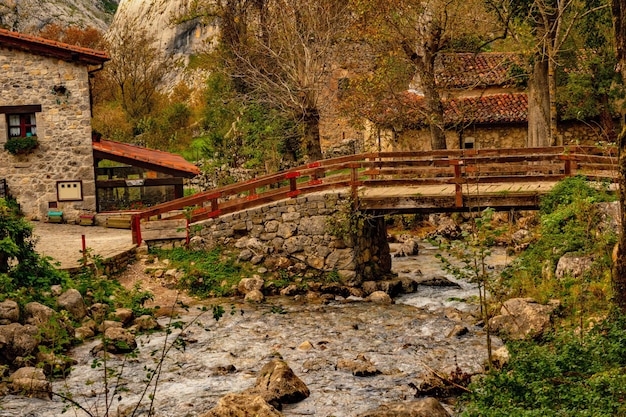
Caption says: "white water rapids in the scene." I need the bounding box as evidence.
[0,242,508,417]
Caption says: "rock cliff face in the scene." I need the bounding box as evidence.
[0,0,118,33]
[108,0,217,58]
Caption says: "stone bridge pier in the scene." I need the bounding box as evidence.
[188,191,392,286]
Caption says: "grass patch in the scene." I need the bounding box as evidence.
[150,247,245,297]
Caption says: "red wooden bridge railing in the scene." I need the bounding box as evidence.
[131,146,617,245]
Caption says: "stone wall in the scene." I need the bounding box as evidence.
[370,120,613,152]
[0,47,96,222]
[147,192,392,286]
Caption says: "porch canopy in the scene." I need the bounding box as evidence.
[93,139,200,212]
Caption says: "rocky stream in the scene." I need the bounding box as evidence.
[0,242,509,417]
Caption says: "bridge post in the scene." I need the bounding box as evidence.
[131,214,142,245]
[453,160,464,208]
[349,163,360,208]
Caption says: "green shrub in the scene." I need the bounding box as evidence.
[0,198,68,301]
[4,136,39,155]
[501,176,616,312]
[461,319,626,416]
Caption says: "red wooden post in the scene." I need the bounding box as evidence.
[564,158,572,176]
[286,172,301,197]
[131,214,142,246]
[81,234,86,264]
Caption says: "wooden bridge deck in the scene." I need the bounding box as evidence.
[128,146,618,244]
[359,182,558,212]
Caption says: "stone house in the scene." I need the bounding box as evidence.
[360,53,611,152]
[0,28,109,222]
[0,29,200,222]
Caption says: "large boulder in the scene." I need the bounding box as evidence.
[245,359,310,405]
[0,323,39,364]
[357,398,450,417]
[555,253,594,280]
[0,300,19,324]
[9,367,51,399]
[490,298,560,340]
[23,302,55,327]
[57,288,87,321]
[199,393,283,417]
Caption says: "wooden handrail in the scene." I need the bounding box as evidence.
[130,146,618,245]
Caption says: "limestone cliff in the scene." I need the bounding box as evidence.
[108,0,217,58]
[0,0,118,33]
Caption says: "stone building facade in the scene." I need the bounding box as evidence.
[0,29,108,221]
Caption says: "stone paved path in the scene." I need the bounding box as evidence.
[32,221,135,270]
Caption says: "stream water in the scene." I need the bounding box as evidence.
[0,242,509,417]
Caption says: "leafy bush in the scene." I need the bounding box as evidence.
[0,198,68,301]
[462,319,626,416]
[4,136,39,155]
[501,176,616,312]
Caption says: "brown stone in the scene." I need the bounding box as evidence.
[199,393,283,417]
[357,397,451,417]
[245,359,310,404]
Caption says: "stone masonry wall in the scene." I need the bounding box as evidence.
[148,192,392,286]
[373,121,612,152]
[0,47,96,222]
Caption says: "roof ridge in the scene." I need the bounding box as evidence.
[0,28,109,60]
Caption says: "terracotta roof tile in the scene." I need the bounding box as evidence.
[0,28,109,65]
[446,93,528,124]
[435,53,526,89]
[374,92,528,127]
[93,140,200,177]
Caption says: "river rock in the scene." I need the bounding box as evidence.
[238,275,265,295]
[0,300,19,324]
[417,275,461,287]
[102,327,137,353]
[447,325,469,338]
[9,367,51,399]
[36,350,76,376]
[113,308,134,325]
[199,393,284,417]
[245,290,265,303]
[23,302,55,327]
[394,239,420,257]
[131,315,160,332]
[57,288,87,321]
[489,298,560,340]
[356,397,451,416]
[89,303,110,322]
[368,291,393,304]
[245,359,310,405]
[337,354,380,377]
[555,253,594,279]
[429,215,460,239]
[0,323,39,364]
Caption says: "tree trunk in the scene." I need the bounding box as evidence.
[422,69,447,150]
[414,54,447,150]
[527,55,551,147]
[612,0,626,312]
[548,56,559,145]
[303,109,323,161]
